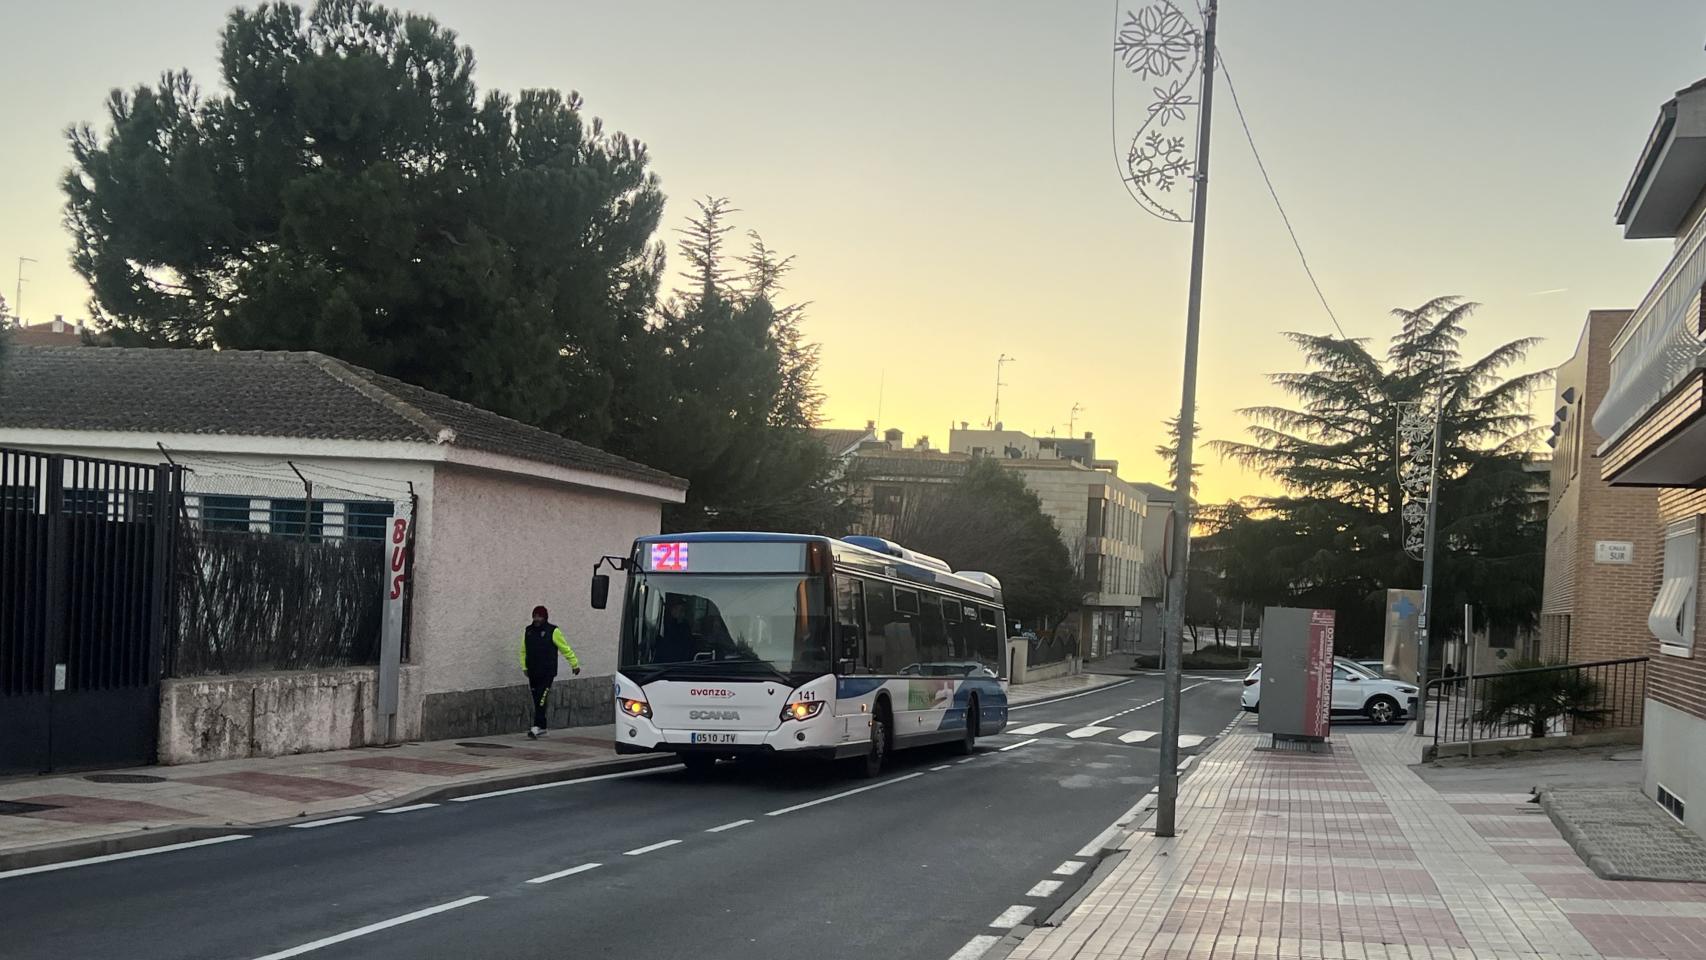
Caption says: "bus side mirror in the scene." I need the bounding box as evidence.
[591,573,611,610]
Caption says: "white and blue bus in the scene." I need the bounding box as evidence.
[592,532,1009,776]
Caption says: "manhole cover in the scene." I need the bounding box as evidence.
[0,800,63,815]
[84,773,166,784]
[456,742,512,750]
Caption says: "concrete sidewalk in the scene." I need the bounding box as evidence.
[0,725,664,869]
[1010,672,1135,704]
[1010,724,1706,960]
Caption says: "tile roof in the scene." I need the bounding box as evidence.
[812,427,874,456]
[0,346,685,490]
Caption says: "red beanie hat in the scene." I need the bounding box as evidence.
[532,605,549,619]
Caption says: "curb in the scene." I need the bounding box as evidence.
[0,753,675,873]
[1008,675,1134,708]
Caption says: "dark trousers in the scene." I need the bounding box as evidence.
[528,676,553,729]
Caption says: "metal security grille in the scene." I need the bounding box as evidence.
[0,448,182,774]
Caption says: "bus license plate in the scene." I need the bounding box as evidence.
[690,732,736,744]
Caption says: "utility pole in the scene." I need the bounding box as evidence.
[1156,0,1217,839]
[990,353,1015,428]
[1415,404,1442,735]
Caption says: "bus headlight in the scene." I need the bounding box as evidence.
[618,697,652,720]
[780,700,825,722]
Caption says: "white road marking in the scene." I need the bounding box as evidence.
[764,772,925,816]
[1077,823,1123,857]
[931,764,952,771]
[248,895,487,959]
[1179,734,1207,748]
[706,819,753,833]
[378,803,438,815]
[623,839,682,856]
[1026,879,1064,897]
[1118,730,1158,744]
[1178,755,1196,773]
[948,934,1002,960]
[1091,683,1207,725]
[955,757,976,764]
[1008,678,1135,710]
[997,738,1040,752]
[1065,726,1112,739]
[526,862,601,884]
[989,904,1034,928]
[1053,860,1087,876]
[449,766,670,802]
[0,834,251,881]
[1008,722,1064,735]
[290,815,362,829]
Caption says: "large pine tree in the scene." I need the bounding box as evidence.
[1210,296,1549,652]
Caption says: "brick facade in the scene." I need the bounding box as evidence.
[1540,310,1661,664]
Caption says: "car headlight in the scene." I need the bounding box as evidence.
[1397,687,1417,695]
[618,697,652,719]
[780,700,825,722]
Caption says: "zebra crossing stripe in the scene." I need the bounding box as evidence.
[1118,730,1158,744]
[1008,722,1064,736]
[1066,725,1113,739]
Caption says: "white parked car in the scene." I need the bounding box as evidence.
[1240,657,1418,724]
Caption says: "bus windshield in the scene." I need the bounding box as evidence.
[620,573,831,676]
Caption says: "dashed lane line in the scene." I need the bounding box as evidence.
[1026,879,1064,898]
[997,738,1040,752]
[378,803,439,815]
[989,905,1034,929]
[948,935,1002,960]
[525,862,601,884]
[623,839,681,857]
[764,772,926,817]
[449,766,672,802]
[705,819,753,833]
[248,895,487,960]
[1091,682,1207,725]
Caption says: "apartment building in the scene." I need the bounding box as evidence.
[1539,311,1660,665]
[1594,76,1706,834]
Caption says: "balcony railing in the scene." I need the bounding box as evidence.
[1595,209,1706,448]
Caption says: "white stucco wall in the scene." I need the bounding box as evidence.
[412,464,662,695]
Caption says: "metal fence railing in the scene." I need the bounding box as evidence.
[1424,657,1647,747]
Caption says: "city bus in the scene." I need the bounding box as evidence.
[592,532,1009,776]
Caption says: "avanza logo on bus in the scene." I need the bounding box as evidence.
[689,688,736,698]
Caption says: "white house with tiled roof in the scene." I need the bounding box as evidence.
[0,346,686,762]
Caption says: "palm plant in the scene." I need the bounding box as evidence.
[1471,659,1609,738]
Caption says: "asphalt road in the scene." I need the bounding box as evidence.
[4,673,1247,960]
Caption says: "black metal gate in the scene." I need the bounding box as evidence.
[0,449,181,774]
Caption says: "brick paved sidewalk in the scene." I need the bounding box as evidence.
[0,725,654,866]
[1010,724,1706,960]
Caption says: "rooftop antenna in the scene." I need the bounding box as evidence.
[875,369,885,431]
[989,353,1015,428]
[1068,402,1085,437]
[13,256,37,325]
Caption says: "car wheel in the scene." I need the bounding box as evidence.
[1364,695,1400,725]
[953,696,979,755]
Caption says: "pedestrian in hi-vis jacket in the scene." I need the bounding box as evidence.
[521,605,580,739]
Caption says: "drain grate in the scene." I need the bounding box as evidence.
[0,800,64,816]
[456,742,512,750]
[84,773,167,784]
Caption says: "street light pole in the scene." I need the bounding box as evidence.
[1414,405,1442,734]
[1156,0,1217,840]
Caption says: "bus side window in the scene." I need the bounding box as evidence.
[977,606,1002,672]
[835,576,867,673]
[864,581,898,672]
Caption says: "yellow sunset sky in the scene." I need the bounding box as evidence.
[4,1,1705,504]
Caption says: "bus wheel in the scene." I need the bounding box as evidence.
[680,753,717,775]
[954,697,979,755]
[856,710,889,779]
